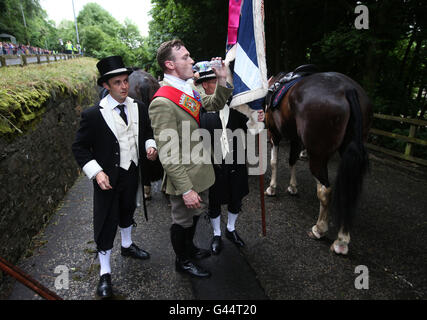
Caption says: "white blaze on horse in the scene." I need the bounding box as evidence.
[264,66,373,255]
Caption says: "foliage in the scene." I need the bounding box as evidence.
[2,0,425,125]
[0,57,98,136]
[147,0,228,77]
[0,0,59,50]
[56,3,148,68]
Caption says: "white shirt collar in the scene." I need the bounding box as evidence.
[164,74,194,97]
[106,94,124,109]
[104,94,133,111]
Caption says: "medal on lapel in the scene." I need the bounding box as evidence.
[152,86,202,126]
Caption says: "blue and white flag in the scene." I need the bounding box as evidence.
[226,0,268,110]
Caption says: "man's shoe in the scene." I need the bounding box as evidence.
[225,229,245,247]
[96,273,113,299]
[121,243,150,260]
[175,258,211,278]
[211,236,222,255]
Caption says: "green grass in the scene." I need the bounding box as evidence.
[0,57,98,136]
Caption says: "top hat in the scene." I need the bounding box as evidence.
[96,56,133,86]
[193,61,216,84]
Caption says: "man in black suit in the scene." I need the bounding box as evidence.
[195,61,264,255]
[72,56,158,299]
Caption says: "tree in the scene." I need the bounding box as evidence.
[59,2,150,68]
[0,0,56,48]
[147,0,228,76]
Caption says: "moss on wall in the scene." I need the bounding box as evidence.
[0,57,98,138]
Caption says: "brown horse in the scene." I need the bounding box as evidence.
[264,70,373,255]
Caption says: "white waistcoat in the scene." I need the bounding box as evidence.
[112,109,138,170]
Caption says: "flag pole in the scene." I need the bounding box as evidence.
[226,0,267,235]
[258,132,267,236]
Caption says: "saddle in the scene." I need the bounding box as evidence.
[266,64,319,110]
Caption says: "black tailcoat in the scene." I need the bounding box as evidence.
[72,96,154,246]
[200,108,250,206]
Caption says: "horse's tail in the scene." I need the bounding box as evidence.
[333,89,369,233]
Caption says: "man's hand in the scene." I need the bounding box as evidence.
[147,147,158,161]
[182,190,202,209]
[210,57,227,87]
[96,171,112,190]
[257,110,265,122]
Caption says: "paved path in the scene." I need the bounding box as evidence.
[7,143,427,300]
[8,176,266,300]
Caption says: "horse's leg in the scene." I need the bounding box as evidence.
[331,228,351,255]
[265,143,279,196]
[307,159,331,239]
[308,179,332,239]
[287,139,301,195]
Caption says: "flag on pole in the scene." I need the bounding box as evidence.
[226,0,268,236]
[226,0,268,110]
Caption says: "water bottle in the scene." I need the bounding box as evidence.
[193,60,223,74]
[209,60,222,69]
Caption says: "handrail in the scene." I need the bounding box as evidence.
[373,113,427,126]
[368,113,427,166]
[0,53,81,68]
[0,256,63,300]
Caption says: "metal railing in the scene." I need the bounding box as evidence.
[0,256,62,300]
[367,113,427,166]
[0,53,81,68]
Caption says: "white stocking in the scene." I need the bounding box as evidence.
[210,216,221,236]
[98,250,111,276]
[227,211,239,232]
[120,225,133,249]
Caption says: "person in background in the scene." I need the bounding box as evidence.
[65,40,73,54]
[194,61,265,255]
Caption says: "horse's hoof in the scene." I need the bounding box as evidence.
[331,241,349,255]
[287,186,298,195]
[299,150,308,161]
[307,226,325,240]
[307,230,318,239]
[265,187,276,197]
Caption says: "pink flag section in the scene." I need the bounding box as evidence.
[227,0,242,46]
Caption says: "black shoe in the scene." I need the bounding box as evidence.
[225,229,245,247]
[96,273,112,299]
[211,236,222,255]
[121,243,150,260]
[175,258,211,278]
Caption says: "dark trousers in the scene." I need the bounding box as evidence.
[96,162,138,251]
[208,199,242,219]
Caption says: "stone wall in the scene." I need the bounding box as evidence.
[0,86,98,296]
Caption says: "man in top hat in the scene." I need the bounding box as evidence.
[72,55,158,298]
